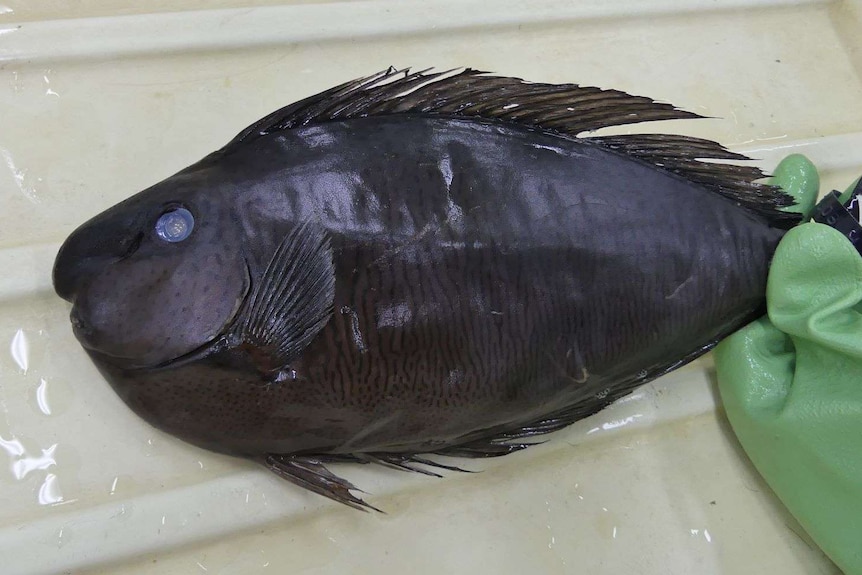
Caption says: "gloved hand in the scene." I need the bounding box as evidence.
[715,154,862,575]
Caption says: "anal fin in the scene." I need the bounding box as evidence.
[262,454,382,512]
[262,452,475,512]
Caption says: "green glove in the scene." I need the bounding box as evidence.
[715,155,862,575]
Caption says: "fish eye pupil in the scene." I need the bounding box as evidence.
[156,208,194,243]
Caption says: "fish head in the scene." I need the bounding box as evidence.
[53,165,249,369]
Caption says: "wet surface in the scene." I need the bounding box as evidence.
[0,0,859,573]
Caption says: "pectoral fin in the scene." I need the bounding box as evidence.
[233,221,335,372]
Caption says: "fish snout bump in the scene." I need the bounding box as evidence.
[53,247,109,303]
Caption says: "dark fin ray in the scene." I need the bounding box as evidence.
[433,440,539,459]
[262,451,472,511]
[234,221,335,371]
[219,67,799,227]
[225,68,398,146]
[404,454,474,474]
[262,454,382,513]
[591,133,751,160]
[356,453,474,476]
[222,67,696,146]
[593,134,799,227]
[356,453,443,477]
[310,453,369,465]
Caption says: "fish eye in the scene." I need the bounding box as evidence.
[155,207,195,243]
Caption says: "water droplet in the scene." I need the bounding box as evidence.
[601,415,642,432]
[38,472,64,505]
[12,442,57,479]
[9,70,22,93]
[42,73,60,98]
[10,329,28,373]
[36,378,51,415]
[1,148,38,203]
[0,435,25,458]
[27,375,71,417]
[55,526,72,548]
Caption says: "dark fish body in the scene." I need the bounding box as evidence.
[53,69,798,509]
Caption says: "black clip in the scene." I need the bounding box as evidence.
[811,190,862,256]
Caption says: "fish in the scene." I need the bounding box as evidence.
[52,67,799,511]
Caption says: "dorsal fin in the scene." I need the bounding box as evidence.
[222,67,799,228]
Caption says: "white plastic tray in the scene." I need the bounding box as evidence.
[1,1,860,573]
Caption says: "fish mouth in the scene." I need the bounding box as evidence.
[67,306,159,369]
